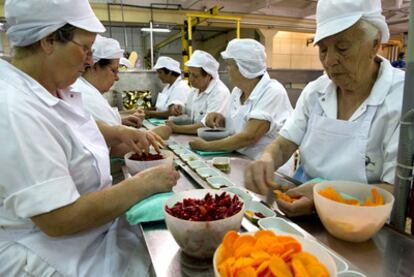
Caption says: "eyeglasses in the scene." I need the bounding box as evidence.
[69,40,93,58]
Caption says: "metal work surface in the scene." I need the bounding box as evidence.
[137,127,414,277]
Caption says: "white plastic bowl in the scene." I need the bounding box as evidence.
[213,231,337,277]
[313,181,394,242]
[124,149,174,175]
[197,127,230,141]
[164,189,245,259]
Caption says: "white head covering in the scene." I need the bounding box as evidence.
[186,50,219,79]
[5,0,105,47]
[314,0,389,44]
[153,56,181,74]
[120,57,133,68]
[92,35,124,63]
[221,39,267,79]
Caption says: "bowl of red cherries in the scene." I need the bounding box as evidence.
[124,149,174,175]
[164,189,245,259]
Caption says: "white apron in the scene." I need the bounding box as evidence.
[296,100,377,183]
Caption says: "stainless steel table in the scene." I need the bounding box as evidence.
[138,125,414,277]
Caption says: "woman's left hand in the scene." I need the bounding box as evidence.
[189,138,209,150]
[118,127,165,155]
[122,112,144,128]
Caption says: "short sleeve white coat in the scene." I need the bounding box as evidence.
[71,77,122,126]
[155,76,191,111]
[185,78,230,124]
[0,59,150,276]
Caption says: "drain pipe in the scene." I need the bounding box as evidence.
[390,0,414,231]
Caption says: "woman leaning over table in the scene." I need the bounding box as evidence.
[0,0,179,276]
[244,0,405,217]
[189,39,294,176]
[166,50,231,135]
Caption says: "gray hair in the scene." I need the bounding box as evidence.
[355,19,381,45]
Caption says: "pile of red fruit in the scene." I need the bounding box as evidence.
[165,192,244,221]
[129,153,164,161]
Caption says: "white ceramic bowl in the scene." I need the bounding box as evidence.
[313,181,394,242]
[213,231,337,277]
[197,127,230,141]
[168,114,193,125]
[164,189,245,259]
[124,149,174,175]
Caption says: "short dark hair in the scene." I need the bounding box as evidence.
[96,59,112,67]
[54,24,77,43]
[158,67,180,77]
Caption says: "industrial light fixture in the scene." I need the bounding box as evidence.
[141,27,171,33]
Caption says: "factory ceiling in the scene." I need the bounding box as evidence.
[89,0,411,35]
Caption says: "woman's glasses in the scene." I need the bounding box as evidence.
[69,40,93,58]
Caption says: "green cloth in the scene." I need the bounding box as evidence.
[148,118,166,126]
[126,192,173,225]
[303,177,325,185]
[194,150,232,156]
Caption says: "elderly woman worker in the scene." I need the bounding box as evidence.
[245,0,404,216]
[166,50,230,134]
[0,0,179,276]
[142,56,191,118]
[72,35,145,128]
[190,39,294,175]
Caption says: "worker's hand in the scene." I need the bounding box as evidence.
[189,137,209,150]
[132,164,180,194]
[169,104,183,116]
[244,152,280,195]
[205,112,225,128]
[165,120,177,132]
[118,127,165,155]
[276,183,316,217]
[122,111,145,128]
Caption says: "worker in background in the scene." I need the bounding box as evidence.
[189,39,294,176]
[0,0,179,276]
[141,56,191,118]
[166,50,230,134]
[391,52,406,69]
[71,35,172,156]
[245,0,405,217]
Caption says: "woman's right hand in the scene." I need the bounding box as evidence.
[205,112,225,128]
[131,164,180,194]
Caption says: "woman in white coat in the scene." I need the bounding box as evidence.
[244,0,404,217]
[72,35,144,128]
[166,50,231,134]
[0,0,179,276]
[71,35,171,146]
[142,56,191,118]
[189,39,294,176]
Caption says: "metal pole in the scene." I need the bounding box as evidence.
[188,16,193,57]
[150,21,154,69]
[390,0,414,230]
[120,0,128,48]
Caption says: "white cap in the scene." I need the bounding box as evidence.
[5,0,105,47]
[119,57,133,68]
[314,0,389,44]
[186,50,219,79]
[221,39,267,79]
[92,35,124,63]
[153,56,181,74]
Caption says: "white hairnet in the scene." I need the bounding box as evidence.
[153,56,181,74]
[221,39,267,79]
[119,57,133,68]
[92,35,124,64]
[314,0,389,44]
[5,0,105,47]
[186,50,219,79]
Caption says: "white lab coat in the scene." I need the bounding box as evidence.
[280,57,405,184]
[155,76,191,112]
[71,77,122,126]
[0,59,150,276]
[185,78,230,124]
[226,72,294,175]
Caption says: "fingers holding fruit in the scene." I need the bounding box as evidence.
[244,153,279,195]
[134,164,180,193]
